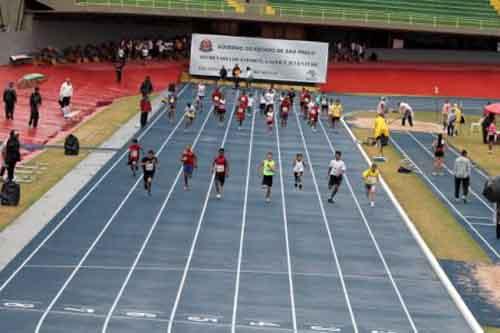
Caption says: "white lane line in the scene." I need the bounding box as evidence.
[231,95,257,333]
[390,136,500,259]
[101,93,225,332]
[470,223,497,227]
[0,84,189,295]
[465,216,494,221]
[406,131,494,213]
[33,85,201,333]
[292,104,359,333]
[274,101,298,332]
[318,120,418,332]
[166,91,239,333]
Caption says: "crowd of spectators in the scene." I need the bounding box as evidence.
[32,35,190,65]
[330,41,377,62]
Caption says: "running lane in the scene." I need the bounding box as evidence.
[0,84,194,333]
[232,93,294,332]
[100,89,239,333]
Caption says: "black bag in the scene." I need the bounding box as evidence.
[398,166,412,174]
[1,180,20,206]
[64,134,80,156]
[483,176,500,203]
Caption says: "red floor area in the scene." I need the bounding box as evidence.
[322,62,500,99]
[0,61,187,146]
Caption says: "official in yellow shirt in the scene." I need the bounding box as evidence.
[362,163,380,207]
[329,99,343,128]
[453,104,463,135]
[373,113,390,158]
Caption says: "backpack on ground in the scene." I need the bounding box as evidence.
[64,134,80,156]
[1,180,20,206]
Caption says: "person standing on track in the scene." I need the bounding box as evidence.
[181,144,197,190]
[453,150,472,203]
[260,152,276,203]
[373,112,389,159]
[487,120,497,154]
[442,100,451,131]
[327,151,346,203]
[399,102,414,127]
[139,94,152,128]
[293,153,307,190]
[142,150,159,195]
[362,163,380,207]
[376,97,386,115]
[212,148,230,199]
[432,133,446,176]
[28,87,42,129]
[128,138,142,177]
[447,108,457,137]
[3,82,17,120]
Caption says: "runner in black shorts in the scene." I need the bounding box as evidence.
[327,151,346,203]
[212,148,230,199]
[142,150,159,195]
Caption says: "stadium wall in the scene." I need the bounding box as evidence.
[0,17,192,64]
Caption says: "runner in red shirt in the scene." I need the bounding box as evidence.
[309,103,319,131]
[239,93,249,110]
[236,105,245,130]
[217,95,226,126]
[280,96,291,128]
[301,89,311,120]
[127,138,142,177]
[212,88,222,108]
[212,148,230,199]
[181,144,197,190]
[140,95,152,128]
[266,105,274,135]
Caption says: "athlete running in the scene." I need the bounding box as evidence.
[265,105,274,134]
[212,148,230,199]
[141,150,159,195]
[196,82,206,112]
[236,105,245,130]
[217,94,226,126]
[280,96,291,128]
[184,103,196,131]
[162,92,177,123]
[327,151,346,203]
[293,153,307,190]
[247,93,254,117]
[260,152,276,203]
[329,98,343,128]
[181,144,197,190]
[309,102,319,131]
[127,138,142,177]
[363,163,380,207]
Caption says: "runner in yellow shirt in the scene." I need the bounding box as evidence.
[363,163,380,207]
[329,99,343,128]
[260,152,276,203]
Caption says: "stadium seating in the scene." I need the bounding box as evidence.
[266,0,500,29]
[76,0,235,13]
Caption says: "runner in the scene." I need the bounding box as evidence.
[127,138,142,177]
[184,103,196,131]
[260,152,276,203]
[217,94,227,126]
[293,153,307,190]
[212,148,230,199]
[259,92,266,116]
[239,91,249,116]
[362,163,380,207]
[432,133,446,176]
[236,105,245,130]
[141,150,159,195]
[265,105,274,134]
[327,151,346,203]
[320,93,329,115]
[196,82,206,112]
[280,95,291,128]
[329,98,343,128]
[309,102,319,131]
[212,87,222,106]
[247,93,254,117]
[288,88,296,106]
[181,144,197,190]
[162,92,176,123]
[264,88,275,112]
[301,88,311,119]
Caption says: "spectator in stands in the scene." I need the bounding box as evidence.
[59,78,73,118]
[29,87,42,129]
[140,76,154,97]
[140,95,152,128]
[3,130,20,181]
[245,66,253,88]
[453,150,472,203]
[3,82,17,120]
[219,65,227,83]
[114,60,125,84]
[232,64,241,89]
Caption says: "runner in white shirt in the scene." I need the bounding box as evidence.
[327,151,346,203]
[399,101,414,127]
[196,83,206,112]
[247,93,254,116]
[292,153,307,190]
[259,93,266,115]
[265,89,275,108]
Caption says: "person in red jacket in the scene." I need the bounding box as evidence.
[140,95,152,128]
[181,144,197,190]
[280,96,291,128]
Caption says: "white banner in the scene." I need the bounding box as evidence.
[189,34,329,83]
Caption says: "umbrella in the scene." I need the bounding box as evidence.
[17,73,47,89]
[485,103,500,115]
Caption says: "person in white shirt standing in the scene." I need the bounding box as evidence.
[399,101,414,127]
[59,78,73,118]
[327,151,346,203]
[453,150,472,203]
[376,97,386,115]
